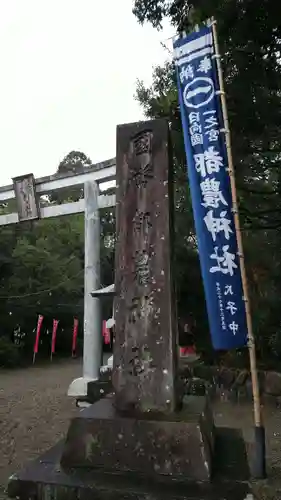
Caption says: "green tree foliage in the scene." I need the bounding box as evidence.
[0,151,115,365]
[133,0,281,363]
[57,150,92,174]
[50,150,92,204]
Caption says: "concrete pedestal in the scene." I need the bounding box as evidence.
[8,423,252,500]
[61,395,214,481]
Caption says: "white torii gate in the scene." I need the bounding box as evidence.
[0,158,116,399]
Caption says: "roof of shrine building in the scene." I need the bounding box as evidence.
[91,283,115,297]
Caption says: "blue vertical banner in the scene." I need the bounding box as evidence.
[173,26,247,350]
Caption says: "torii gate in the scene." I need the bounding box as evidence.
[0,158,116,399]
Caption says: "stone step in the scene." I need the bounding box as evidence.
[8,440,251,500]
[8,418,252,500]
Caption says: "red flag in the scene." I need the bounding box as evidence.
[102,320,110,345]
[180,346,196,356]
[33,314,43,363]
[51,319,59,359]
[72,318,79,356]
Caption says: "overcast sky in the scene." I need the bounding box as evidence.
[0,0,173,186]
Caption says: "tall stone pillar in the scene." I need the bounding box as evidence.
[113,119,178,412]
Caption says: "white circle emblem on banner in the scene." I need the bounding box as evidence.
[183,77,215,109]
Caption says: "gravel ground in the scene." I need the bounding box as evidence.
[1,360,281,499]
[0,359,81,499]
[214,401,281,499]
[214,400,281,478]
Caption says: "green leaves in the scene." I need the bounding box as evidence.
[133,0,281,362]
[0,151,115,352]
[57,151,92,174]
[50,150,92,204]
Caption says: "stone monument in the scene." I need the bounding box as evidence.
[113,120,178,413]
[60,118,213,480]
[8,119,251,500]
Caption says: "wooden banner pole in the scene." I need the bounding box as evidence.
[211,18,266,478]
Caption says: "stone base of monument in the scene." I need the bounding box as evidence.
[60,395,213,481]
[8,396,252,500]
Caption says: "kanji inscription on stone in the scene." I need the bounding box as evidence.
[129,130,153,188]
[133,250,150,286]
[113,119,178,413]
[132,210,152,236]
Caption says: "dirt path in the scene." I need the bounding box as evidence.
[0,359,81,498]
[214,400,281,478]
[214,400,281,498]
[1,360,281,499]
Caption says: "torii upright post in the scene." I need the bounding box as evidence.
[68,180,102,398]
[83,181,102,381]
